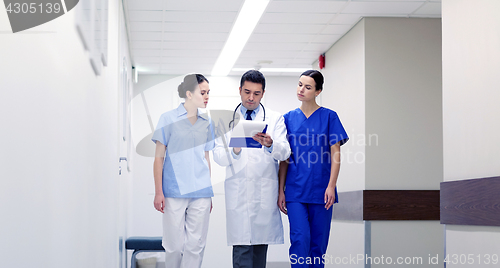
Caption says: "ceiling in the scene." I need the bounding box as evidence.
[123,0,441,76]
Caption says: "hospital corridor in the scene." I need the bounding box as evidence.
[1,0,499,267]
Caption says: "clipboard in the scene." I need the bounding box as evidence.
[229,120,268,148]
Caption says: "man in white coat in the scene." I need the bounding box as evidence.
[213,70,291,268]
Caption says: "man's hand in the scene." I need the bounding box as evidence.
[253,132,273,147]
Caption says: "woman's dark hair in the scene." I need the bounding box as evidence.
[240,70,266,91]
[178,74,209,98]
[300,70,324,91]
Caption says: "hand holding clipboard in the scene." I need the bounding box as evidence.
[251,125,272,148]
[229,121,270,148]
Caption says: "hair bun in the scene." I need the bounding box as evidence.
[177,74,209,99]
[178,82,187,98]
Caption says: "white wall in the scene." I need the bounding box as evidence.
[442,0,500,181]
[263,76,302,115]
[321,19,366,192]
[446,226,500,268]
[0,2,131,268]
[442,0,500,267]
[322,18,443,192]
[364,17,442,190]
[321,19,367,267]
[133,74,178,98]
[325,221,366,268]
[370,221,444,268]
[322,17,443,268]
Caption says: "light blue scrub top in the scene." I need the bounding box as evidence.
[283,107,349,204]
[152,103,215,198]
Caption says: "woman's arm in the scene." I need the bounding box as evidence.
[278,159,289,214]
[205,151,213,212]
[153,141,166,213]
[324,142,341,210]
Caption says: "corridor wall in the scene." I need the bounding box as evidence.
[0,2,133,268]
[442,0,500,266]
[322,17,443,267]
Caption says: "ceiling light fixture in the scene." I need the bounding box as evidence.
[211,0,270,77]
[232,68,310,73]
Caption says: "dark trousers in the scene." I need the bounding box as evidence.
[233,244,268,268]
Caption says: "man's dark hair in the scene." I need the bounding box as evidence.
[240,70,266,91]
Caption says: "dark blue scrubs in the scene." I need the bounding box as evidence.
[283,107,348,267]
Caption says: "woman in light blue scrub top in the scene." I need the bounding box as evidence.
[278,70,349,268]
[152,74,215,268]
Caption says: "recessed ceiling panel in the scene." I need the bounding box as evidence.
[342,1,423,14]
[128,11,163,22]
[129,22,163,32]
[235,57,303,66]
[260,12,335,24]
[254,23,325,34]
[159,57,217,64]
[133,49,163,57]
[239,50,317,59]
[124,0,442,76]
[134,57,162,63]
[126,0,165,10]
[244,42,307,51]
[163,0,244,12]
[312,34,342,43]
[266,1,346,13]
[162,22,232,33]
[413,2,441,15]
[303,43,336,53]
[159,67,213,75]
[290,58,318,65]
[163,11,238,23]
[129,32,163,41]
[162,32,228,42]
[322,24,354,35]
[250,33,319,43]
[160,49,221,58]
[132,41,162,49]
[329,14,363,25]
[159,63,214,70]
[162,41,224,50]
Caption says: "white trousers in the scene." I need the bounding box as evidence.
[162,197,211,268]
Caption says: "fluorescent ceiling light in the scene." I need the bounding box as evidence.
[232,68,310,73]
[211,0,270,77]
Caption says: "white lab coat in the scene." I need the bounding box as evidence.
[213,106,291,246]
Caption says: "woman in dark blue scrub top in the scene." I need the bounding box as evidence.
[278,70,348,267]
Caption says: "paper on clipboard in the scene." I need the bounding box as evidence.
[229,120,268,148]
